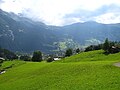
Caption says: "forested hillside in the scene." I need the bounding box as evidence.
[1,9,120,53]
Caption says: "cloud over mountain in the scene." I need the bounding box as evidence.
[0,0,120,26]
[64,4,120,24]
[0,0,4,5]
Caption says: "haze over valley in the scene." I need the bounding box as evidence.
[0,9,120,53]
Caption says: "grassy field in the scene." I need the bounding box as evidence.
[0,50,120,90]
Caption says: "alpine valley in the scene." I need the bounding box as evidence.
[0,9,120,53]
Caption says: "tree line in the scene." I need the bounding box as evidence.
[63,38,120,57]
[85,38,120,54]
[1,38,120,66]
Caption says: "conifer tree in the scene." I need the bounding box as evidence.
[103,38,110,53]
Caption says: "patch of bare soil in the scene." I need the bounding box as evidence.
[113,62,120,67]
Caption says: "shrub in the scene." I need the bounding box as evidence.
[47,57,54,62]
[76,48,80,53]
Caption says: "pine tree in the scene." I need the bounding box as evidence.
[103,38,110,53]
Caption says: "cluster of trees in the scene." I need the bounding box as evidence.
[1,38,120,65]
[20,51,54,62]
[65,48,81,57]
[0,47,18,69]
[103,38,120,54]
[62,38,120,58]
[0,47,55,63]
[32,51,42,62]
[84,44,102,52]
[20,55,31,61]
[0,47,18,60]
[65,48,73,57]
[85,38,120,54]
[20,51,42,62]
[20,48,81,62]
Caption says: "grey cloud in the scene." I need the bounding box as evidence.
[0,0,4,3]
[64,4,120,21]
[19,8,45,23]
[0,0,4,6]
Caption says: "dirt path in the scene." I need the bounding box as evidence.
[113,62,120,67]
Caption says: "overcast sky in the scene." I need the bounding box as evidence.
[0,0,120,26]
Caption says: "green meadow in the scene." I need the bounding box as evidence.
[0,50,120,90]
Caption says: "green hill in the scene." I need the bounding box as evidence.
[59,50,120,62]
[0,50,120,90]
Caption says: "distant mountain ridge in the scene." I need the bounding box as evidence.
[0,9,58,53]
[0,9,120,53]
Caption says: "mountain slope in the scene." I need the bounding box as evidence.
[54,21,120,45]
[1,9,120,53]
[0,9,58,53]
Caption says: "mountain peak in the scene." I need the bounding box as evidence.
[83,21,98,24]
